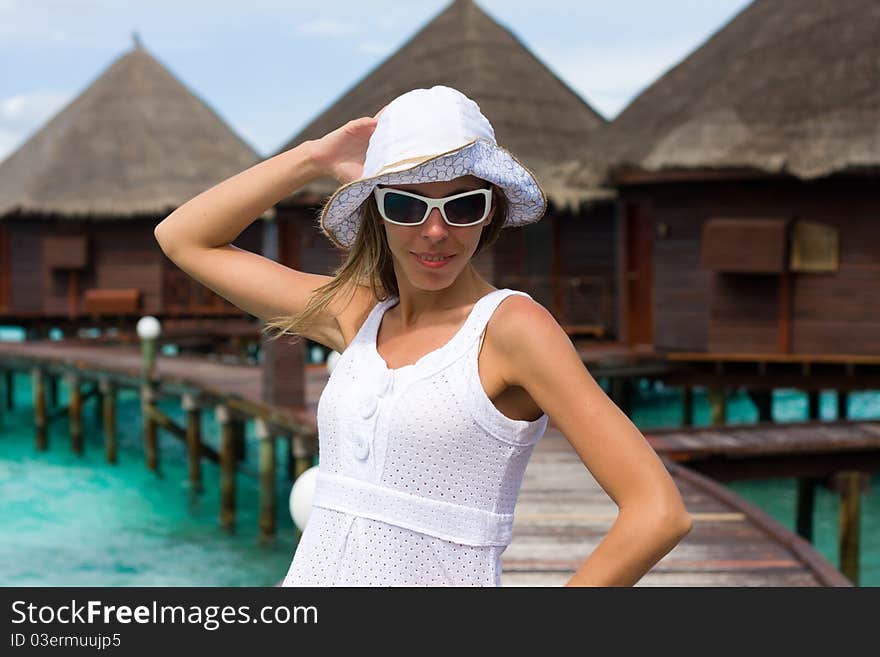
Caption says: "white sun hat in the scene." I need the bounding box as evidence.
[319,85,547,249]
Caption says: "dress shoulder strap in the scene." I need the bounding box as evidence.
[473,289,534,350]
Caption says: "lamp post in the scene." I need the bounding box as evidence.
[136,316,162,471]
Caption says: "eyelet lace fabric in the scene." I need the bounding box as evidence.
[281,288,549,586]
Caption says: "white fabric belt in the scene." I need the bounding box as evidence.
[312,470,513,547]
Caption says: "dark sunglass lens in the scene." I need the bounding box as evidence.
[383,192,427,224]
[445,192,487,225]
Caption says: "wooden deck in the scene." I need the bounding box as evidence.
[502,426,849,586]
[0,340,851,586]
[645,419,880,481]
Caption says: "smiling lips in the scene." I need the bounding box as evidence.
[413,252,455,268]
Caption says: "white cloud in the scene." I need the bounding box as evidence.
[356,41,394,56]
[0,89,71,160]
[294,18,357,38]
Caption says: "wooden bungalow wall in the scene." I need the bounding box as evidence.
[623,177,880,355]
[1,217,264,319]
[493,203,618,335]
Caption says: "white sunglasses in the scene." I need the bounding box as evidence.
[373,186,492,227]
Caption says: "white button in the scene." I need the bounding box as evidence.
[377,371,393,398]
[352,435,370,460]
[359,395,378,419]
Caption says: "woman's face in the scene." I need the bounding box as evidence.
[378,175,495,291]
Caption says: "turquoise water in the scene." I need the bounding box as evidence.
[1,368,878,585]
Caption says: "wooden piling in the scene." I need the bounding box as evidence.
[66,372,83,454]
[609,377,631,417]
[182,393,203,493]
[32,366,47,450]
[795,477,819,541]
[5,370,13,409]
[256,417,277,542]
[681,386,693,426]
[835,390,847,420]
[99,377,117,464]
[708,387,727,426]
[836,470,862,585]
[808,390,821,420]
[49,374,59,409]
[141,382,158,472]
[291,431,315,480]
[751,389,773,422]
[217,404,237,532]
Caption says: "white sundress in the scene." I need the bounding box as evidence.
[281,288,549,586]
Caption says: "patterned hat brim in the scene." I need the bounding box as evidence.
[319,138,547,249]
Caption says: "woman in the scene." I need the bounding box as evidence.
[154,86,692,587]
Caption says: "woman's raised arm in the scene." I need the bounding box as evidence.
[153,116,380,352]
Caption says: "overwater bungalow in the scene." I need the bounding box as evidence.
[0,38,265,348]
[559,0,879,358]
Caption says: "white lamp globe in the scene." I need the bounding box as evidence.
[326,350,341,375]
[289,465,319,531]
[136,316,162,340]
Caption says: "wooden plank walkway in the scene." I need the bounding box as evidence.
[0,341,850,586]
[504,427,849,586]
[645,419,880,481]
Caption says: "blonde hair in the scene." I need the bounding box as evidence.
[261,182,509,344]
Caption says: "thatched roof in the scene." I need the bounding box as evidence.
[275,0,610,209]
[0,42,262,219]
[566,0,880,186]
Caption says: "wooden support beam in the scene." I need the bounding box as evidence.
[66,372,83,455]
[49,374,59,409]
[609,377,631,417]
[217,404,237,533]
[835,470,862,586]
[5,370,13,410]
[32,367,47,451]
[99,378,117,464]
[141,382,158,472]
[808,390,821,420]
[835,390,848,420]
[256,417,277,542]
[681,386,693,427]
[795,477,818,542]
[291,430,316,480]
[182,393,203,493]
[750,389,773,422]
[708,387,727,426]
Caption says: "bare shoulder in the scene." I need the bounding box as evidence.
[489,294,569,386]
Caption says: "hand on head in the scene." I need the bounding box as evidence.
[309,104,389,186]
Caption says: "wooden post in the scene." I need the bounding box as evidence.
[808,390,821,420]
[216,404,236,532]
[49,374,59,409]
[835,390,848,420]
[291,431,315,480]
[681,387,693,426]
[141,382,158,472]
[182,393,203,493]
[708,387,726,426]
[32,367,47,451]
[256,417,277,542]
[99,377,117,464]
[751,389,773,422]
[95,385,104,428]
[795,477,818,542]
[5,370,13,409]
[836,471,862,586]
[609,377,631,417]
[66,372,83,455]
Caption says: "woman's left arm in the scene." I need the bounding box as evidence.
[493,296,693,586]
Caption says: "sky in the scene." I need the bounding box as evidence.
[0,0,753,161]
